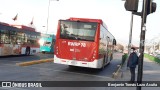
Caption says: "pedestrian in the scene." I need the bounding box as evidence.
[127,47,139,83]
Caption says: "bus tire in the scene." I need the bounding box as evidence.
[68,65,76,69]
[101,55,106,69]
[107,61,111,65]
[110,54,113,61]
[42,51,46,54]
[25,47,30,55]
[107,54,112,65]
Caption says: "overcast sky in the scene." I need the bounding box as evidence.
[0,0,159,46]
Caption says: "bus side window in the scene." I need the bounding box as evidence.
[113,39,116,45]
[107,36,110,42]
[100,31,104,40]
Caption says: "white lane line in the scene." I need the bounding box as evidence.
[29,67,113,80]
[0,87,29,90]
[53,69,113,80]
[0,64,15,66]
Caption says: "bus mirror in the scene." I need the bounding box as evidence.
[113,39,116,45]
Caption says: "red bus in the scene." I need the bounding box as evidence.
[0,22,40,56]
[54,17,116,69]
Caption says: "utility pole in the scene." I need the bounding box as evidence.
[46,0,59,34]
[46,0,51,34]
[137,0,147,89]
[128,12,134,55]
[137,0,156,90]
[124,0,156,90]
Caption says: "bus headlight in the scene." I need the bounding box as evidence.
[39,39,44,45]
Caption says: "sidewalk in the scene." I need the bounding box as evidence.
[120,57,160,81]
[113,57,160,90]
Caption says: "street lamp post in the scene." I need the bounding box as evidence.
[46,0,59,34]
[122,1,134,70]
[121,0,134,55]
[128,12,134,55]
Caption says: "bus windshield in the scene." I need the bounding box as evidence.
[60,20,97,41]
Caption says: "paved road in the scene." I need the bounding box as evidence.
[0,53,54,64]
[0,52,123,90]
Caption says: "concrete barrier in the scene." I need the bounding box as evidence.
[16,58,54,66]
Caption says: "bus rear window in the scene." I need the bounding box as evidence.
[60,20,97,41]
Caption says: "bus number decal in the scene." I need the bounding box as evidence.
[68,42,86,47]
[81,43,86,47]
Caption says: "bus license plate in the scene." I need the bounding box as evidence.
[71,61,77,65]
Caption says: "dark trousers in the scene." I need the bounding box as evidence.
[129,67,136,82]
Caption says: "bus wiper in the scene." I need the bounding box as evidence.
[74,36,81,40]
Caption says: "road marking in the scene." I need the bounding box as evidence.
[0,87,29,90]
[53,69,113,80]
[28,66,113,80]
[16,58,54,66]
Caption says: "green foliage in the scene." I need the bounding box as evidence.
[144,54,160,64]
[121,53,128,65]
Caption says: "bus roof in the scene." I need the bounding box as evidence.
[67,17,108,30]
[68,17,103,23]
[0,22,40,36]
[0,22,36,32]
[11,25,35,32]
[0,22,10,26]
[41,33,56,39]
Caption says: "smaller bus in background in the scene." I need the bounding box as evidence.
[39,34,55,53]
[0,22,41,56]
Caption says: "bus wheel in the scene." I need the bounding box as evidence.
[101,56,106,69]
[110,54,113,61]
[68,65,76,69]
[107,61,111,65]
[107,54,112,65]
[25,47,30,55]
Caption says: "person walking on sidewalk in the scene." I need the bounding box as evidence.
[127,47,139,83]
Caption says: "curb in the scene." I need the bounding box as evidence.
[112,54,129,79]
[112,54,128,79]
[16,58,54,66]
[112,64,128,79]
[112,64,122,79]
